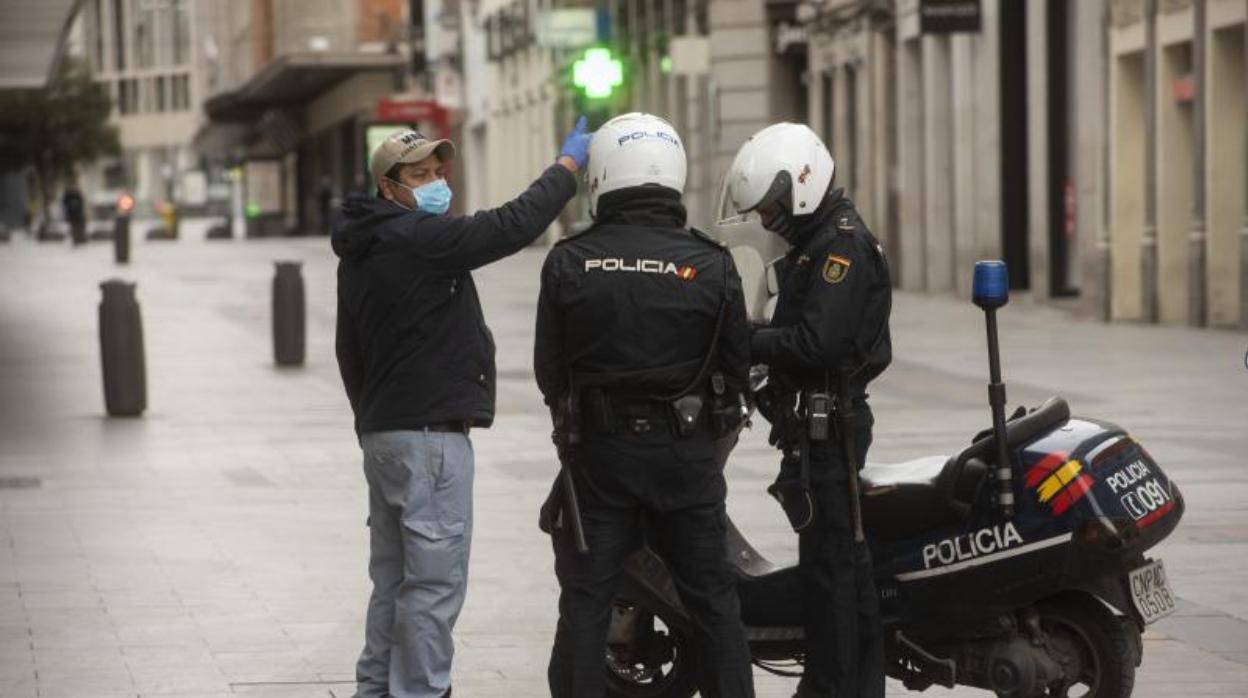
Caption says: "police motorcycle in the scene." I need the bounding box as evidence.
[600,247,1184,697]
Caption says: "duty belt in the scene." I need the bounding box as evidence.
[583,395,680,435]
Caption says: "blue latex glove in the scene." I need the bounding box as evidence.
[558,115,592,169]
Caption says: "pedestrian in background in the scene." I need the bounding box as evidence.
[333,119,592,698]
[62,183,86,246]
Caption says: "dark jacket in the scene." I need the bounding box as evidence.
[334,164,577,434]
[751,189,892,396]
[534,188,751,407]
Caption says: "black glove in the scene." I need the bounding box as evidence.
[756,383,800,446]
[768,453,815,532]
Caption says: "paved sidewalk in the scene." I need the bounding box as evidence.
[0,228,1246,696]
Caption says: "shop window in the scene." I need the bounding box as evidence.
[118,79,137,115]
[93,0,106,70]
[112,0,126,70]
[172,0,191,65]
[154,76,167,112]
[136,0,156,69]
[172,74,190,111]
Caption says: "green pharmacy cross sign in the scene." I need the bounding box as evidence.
[573,47,624,100]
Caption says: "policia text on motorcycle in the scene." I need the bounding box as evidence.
[728,123,893,698]
[333,119,592,698]
[535,113,757,698]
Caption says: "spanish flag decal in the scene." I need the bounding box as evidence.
[677,265,697,281]
[1026,452,1094,516]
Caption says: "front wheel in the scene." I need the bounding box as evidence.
[1033,593,1140,698]
[604,600,698,698]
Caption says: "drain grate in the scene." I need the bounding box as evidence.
[0,477,41,490]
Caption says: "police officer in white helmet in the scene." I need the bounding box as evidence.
[728,123,891,698]
[536,113,755,698]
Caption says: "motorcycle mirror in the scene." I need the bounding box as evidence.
[766,258,782,297]
[972,260,1009,310]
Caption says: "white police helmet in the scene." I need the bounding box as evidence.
[587,112,687,217]
[727,123,835,216]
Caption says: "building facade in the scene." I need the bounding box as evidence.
[805,0,1105,306]
[805,0,1248,329]
[1107,0,1247,328]
[426,0,1248,329]
[453,0,805,235]
[199,0,416,235]
[82,0,203,215]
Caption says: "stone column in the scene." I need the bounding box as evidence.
[1141,0,1160,322]
[1027,0,1052,300]
[921,35,954,292]
[951,33,976,297]
[1242,0,1248,329]
[1072,0,1109,316]
[896,5,925,291]
[1189,0,1208,326]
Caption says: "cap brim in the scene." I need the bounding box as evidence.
[396,139,456,166]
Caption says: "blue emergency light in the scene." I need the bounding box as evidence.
[972,261,1009,310]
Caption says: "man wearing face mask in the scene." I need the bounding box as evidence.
[333,119,591,698]
[727,123,891,698]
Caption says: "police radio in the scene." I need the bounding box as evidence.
[807,392,831,442]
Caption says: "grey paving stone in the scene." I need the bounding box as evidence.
[0,230,1246,696]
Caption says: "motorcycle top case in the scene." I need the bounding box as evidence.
[872,414,1182,629]
[1015,418,1183,552]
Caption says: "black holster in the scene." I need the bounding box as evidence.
[669,394,704,437]
[539,474,563,535]
[542,392,589,553]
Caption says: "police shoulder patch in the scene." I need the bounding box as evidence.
[822,254,851,284]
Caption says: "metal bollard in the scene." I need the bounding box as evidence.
[272,261,305,366]
[113,212,131,264]
[99,280,147,416]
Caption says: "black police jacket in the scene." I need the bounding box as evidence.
[534,189,751,407]
[751,189,892,395]
[333,164,577,434]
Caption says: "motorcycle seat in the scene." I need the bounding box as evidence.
[861,456,967,541]
[859,397,1071,542]
[861,455,948,489]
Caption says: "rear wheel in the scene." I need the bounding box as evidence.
[604,600,698,698]
[1033,593,1139,698]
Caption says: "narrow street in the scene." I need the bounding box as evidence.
[1,229,1246,696]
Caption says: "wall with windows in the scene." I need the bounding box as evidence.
[83,0,204,213]
[1108,0,1247,328]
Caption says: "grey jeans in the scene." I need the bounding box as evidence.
[354,430,474,698]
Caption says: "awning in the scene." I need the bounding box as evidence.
[0,0,84,88]
[204,51,405,123]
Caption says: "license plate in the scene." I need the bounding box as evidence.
[1128,559,1176,624]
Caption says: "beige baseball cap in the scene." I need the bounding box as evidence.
[369,130,456,184]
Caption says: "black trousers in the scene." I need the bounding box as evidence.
[785,418,885,698]
[547,427,754,698]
